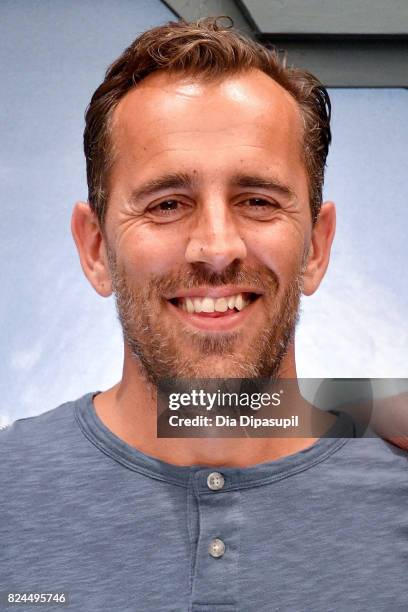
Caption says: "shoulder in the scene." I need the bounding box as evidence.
[344,431,408,463]
[0,392,96,466]
[326,434,408,486]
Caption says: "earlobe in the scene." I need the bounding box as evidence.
[71,202,112,297]
[302,201,336,296]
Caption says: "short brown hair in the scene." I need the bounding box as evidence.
[84,16,331,225]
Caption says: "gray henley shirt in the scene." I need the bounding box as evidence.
[1,392,407,611]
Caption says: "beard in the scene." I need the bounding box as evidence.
[107,252,304,386]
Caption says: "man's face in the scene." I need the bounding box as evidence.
[103,68,313,383]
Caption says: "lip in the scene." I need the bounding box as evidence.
[165,295,260,332]
[164,286,264,299]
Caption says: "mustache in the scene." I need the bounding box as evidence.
[145,260,280,296]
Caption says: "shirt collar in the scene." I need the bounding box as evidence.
[75,391,355,490]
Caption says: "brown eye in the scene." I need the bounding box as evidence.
[247,198,273,207]
[157,200,179,212]
[147,198,193,223]
[235,197,279,219]
[149,199,181,215]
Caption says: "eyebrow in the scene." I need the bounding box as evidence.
[231,173,296,200]
[128,170,296,206]
[129,172,194,204]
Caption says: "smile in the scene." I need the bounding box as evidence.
[171,292,258,314]
[166,289,262,331]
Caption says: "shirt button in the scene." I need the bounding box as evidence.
[207,471,225,490]
[208,538,226,558]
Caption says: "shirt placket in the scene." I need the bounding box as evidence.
[189,469,242,612]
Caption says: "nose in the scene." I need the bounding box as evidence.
[185,199,247,273]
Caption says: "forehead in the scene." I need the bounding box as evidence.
[110,68,305,180]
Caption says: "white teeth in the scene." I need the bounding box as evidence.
[214,297,228,312]
[177,293,253,314]
[228,296,236,309]
[193,298,203,313]
[186,298,194,314]
[235,294,244,311]
[201,297,215,313]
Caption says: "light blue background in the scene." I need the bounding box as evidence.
[1,1,407,423]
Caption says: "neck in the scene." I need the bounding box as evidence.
[93,343,336,468]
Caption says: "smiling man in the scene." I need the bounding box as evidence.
[1,17,407,612]
[72,20,337,463]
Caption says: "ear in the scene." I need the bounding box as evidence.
[71,202,112,297]
[302,201,336,296]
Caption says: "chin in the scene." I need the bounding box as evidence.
[182,357,258,380]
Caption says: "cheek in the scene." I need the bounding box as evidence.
[118,226,187,283]
[245,224,305,281]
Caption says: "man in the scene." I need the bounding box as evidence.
[1,17,407,612]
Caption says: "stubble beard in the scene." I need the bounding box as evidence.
[108,254,304,386]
